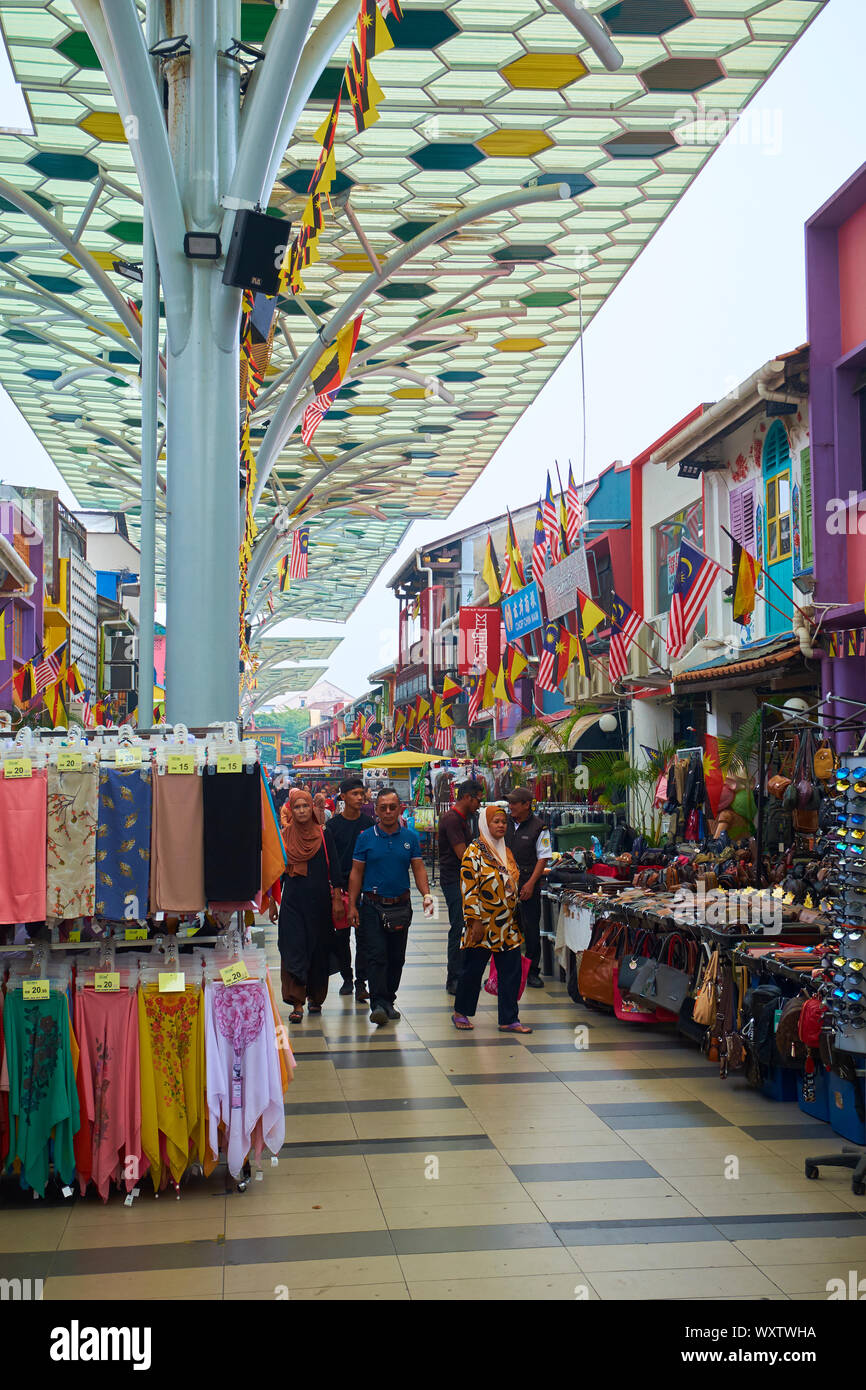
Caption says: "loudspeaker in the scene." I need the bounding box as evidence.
[222,209,291,296]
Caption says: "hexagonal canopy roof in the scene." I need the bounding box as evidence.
[0,0,825,640]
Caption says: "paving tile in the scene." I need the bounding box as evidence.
[223,1254,403,1292]
[569,1240,753,1273]
[511,1160,659,1182]
[389,1221,561,1256]
[587,1266,786,1300]
[407,1272,595,1300]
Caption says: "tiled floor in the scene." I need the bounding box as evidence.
[5,889,865,1300]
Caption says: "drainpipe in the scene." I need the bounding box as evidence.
[756,382,805,407]
[793,603,816,658]
[415,549,435,693]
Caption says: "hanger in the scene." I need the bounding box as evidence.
[1,726,48,774]
[203,722,258,775]
[6,942,71,992]
[153,723,206,777]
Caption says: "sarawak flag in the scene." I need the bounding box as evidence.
[608,591,642,683]
[494,645,528,703]
[393,707,405,741]
[345,41,385,134]
[730,539,759,626]
[43,680,67,729]
[301,315,363,446]
[482,533,502,605]
[438,676,462,727]
[480,666,497,710]
[667,540,721,659]
[14,662,36,704]
[531,500,547,585]
[501,511,525,597]
[66,661,85,696]
[537,622,572,692]
[543,473,561,566]
[559,492,570,559]
[309,93,341,198]
[290,527,309,580]
[357,0,394,63]
[577,590,606,641]
[278,554,290,593]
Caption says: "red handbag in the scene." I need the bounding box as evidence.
[320,830,349,928]
[613,971,658,1023]
[484,954,532,999]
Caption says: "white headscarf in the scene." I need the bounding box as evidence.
[479,804,509,869]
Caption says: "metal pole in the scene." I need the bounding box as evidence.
[137,0,160,727]
[754,702,767,884]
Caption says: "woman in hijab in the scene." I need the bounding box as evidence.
[277,787,345,1023]
[451,804,532,1034]
[313,792,330,824]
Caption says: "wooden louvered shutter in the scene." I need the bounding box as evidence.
[800,447,813,568]
[729,480,757,552]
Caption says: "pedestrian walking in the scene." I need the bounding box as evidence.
[329,776,373,1001]
[452,805,532,1034]
[347,787,434,1027]
[505,787,553,988]
[275,787,345,1024]
[437,779,484,995]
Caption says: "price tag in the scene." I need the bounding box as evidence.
[772,886,785,900]
[783,891,795,905]
[4,757,32,779]
[804,893,814,909]
[220,961,250,987]
[742,887,755,896]
[217,754,242,774]
[125,927,148,941]
[158,971,185,993]
[23,979,49,1000]
[68,929,81,943]
[95,972,120,992]
[115,746,142,767]
[167,753,195,775]
[57,751,83,772]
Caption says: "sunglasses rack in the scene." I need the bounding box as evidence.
[818,755,866,1055]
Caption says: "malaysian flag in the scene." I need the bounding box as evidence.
[467,672,482,728]
[608,591,642,683]
[537,621,571,693]
[301,389,336,446]
[566,463,584,549]
[542,473,560,566]
[418,716,430,751]
[667,540,721,659]
[373,732,386,755]
[433,724,452,753]
[290,527,309,579]
[531,499,547,584]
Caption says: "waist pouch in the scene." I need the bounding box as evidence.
[369,899,413,933]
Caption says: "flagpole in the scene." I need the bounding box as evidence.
[719,524,815,627]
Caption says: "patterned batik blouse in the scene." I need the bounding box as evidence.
[459,838,523,953]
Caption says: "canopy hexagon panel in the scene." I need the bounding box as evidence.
[0,0,826,623]
[252,663,329,694]
[252,637,343,662]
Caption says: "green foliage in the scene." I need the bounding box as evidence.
[254,707,311,758]
[584,739,679,844]
[716,709,762,775]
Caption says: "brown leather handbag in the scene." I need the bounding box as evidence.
[813,739,836,781]
[577,919,627,1008]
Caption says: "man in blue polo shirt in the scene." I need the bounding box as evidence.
[348,786,434,1027]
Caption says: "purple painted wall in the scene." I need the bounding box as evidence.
[0,501,44,712]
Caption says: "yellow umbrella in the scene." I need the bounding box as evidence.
[360,750,444,769]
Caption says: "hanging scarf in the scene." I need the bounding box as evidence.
[95,767,151,921]
[280,787,323,877]
[313,793,327,826]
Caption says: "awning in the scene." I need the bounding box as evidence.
[673,640,802,688]
[506,726,545,757]
[567,714,604,750]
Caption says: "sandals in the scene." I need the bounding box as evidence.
[498,1022,532,1034]
[288,1009,303,1024]
[451,1013,474,1030]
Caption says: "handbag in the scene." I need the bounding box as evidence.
[613,971,658,1023]
[484,953,532,999]
[692,949,720,1027]
[633,934,695,1014]
[320,830,350,928]
[813,739,836,781]
[767,774,792,799]
[617,928,655,994]
[577,919,627,1008]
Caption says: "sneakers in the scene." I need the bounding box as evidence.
[383,1003,400,1020]
[369,1005,388,1027]
[339,980,354,996]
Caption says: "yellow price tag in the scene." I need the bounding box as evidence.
[742,887,755,896]
[220,961,250,987]
[23,979,49,1000]
[95,972,120,992]
[772,886,785,900]
[217,754,242,774]
[125,927,148,941]
[57,751,83,772]
[167,753,195,775]
[4,757,32,779]
[804,893,814,910]
[68,929,81,943]
[158,971,185,993]
[115,746,142,767]
[783,891,795,905]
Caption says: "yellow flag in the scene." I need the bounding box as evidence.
[481,667,496,710]
[481,534,501,606]
[493,659,507,703]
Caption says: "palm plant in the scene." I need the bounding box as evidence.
[511,707,600,800]
[716,709,762,776]
[584,739,679,844]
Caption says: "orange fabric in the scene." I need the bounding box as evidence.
[280,788,321,876]
[260,769,287,898]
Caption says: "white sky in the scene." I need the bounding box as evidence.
[2,0,864,697]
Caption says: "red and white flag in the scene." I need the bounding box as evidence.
[667,540,721,660]
[290,527,309,579]
[566,463,584,549]
[433,724,452,753]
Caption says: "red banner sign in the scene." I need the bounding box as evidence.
[458,607,500,674]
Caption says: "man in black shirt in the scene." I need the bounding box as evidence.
[438,779,484,995]
[330,777,374,1001]
[506,787,553,988]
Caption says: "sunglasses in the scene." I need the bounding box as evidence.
[837,813,866,825]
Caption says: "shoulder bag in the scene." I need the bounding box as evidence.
[577,918,627,1008]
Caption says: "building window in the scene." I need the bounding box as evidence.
[765,471,792,562]
[653,500,704,617]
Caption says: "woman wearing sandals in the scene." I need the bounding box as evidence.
[275,787,345,1024]
[451,804,532,1035]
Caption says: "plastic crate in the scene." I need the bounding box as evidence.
[828,1072,866,1145]
[761,1066,799,1103]
[797,1068,830,1123]
[552,822,607,852]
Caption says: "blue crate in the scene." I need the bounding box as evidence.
[828,1072,866,1145]
[796,1068,830,1123]
[761,1066,799,1102]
